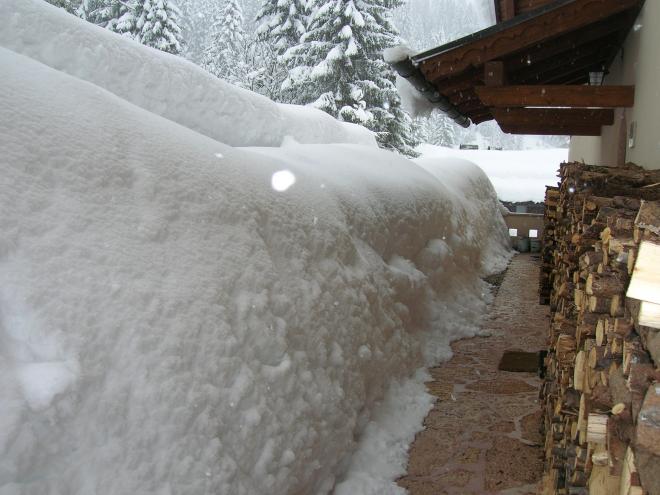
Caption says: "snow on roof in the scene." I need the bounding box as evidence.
[383,44,414,64]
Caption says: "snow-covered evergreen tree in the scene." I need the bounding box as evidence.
[78,0,135,36]
[133,0,184,54]
[416,112,458,148]
[46,0,81,14]
[202,0,247,85]
[78,0,183,53]
[243,38,289,99]
[283,0,418,156]
[178,0,215,64]
[255,0,312,101]
[256,0,310,53]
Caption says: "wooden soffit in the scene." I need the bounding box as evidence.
[404,0,644,135]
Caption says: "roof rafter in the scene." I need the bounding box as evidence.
[418,0,642,82]
[475,85,635,108]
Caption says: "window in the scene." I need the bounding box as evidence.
[529,229,538,238]
[509,228,518,237]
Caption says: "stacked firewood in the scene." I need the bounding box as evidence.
[539,162,660,495]
[540,186,560,305]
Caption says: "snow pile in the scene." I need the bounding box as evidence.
[0,0,375,148]
[0,4,511,494]
[383,44,414,64]
[419,144,566,202]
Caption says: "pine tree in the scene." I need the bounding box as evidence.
[283,0,419,156]
[133,0,184,54]
[46,0,82,14]
[78,0,134,36]
[78,0,183,53]
[255,0,312,101]
[201,0,247,85]
[242,37,288,99]
[256,0,310,53]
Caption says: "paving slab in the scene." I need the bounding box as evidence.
[398,253,548,495]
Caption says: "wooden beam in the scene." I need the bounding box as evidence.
[470,111,494,125]
[510,36,616,84]
[501,0,516,21]
[485,61,507,86]
[492,108,615,126]
[431,69,481,95]
[499,123,603,136]
[534,54,612,85]
[517,0,568,16]
[503,13,632,74]
[475,85,635,108]
[420,0,642,80]
[457,98,488,115]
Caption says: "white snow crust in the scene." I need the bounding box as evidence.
[0,0,375,149]
[0,3,511,494]
[382,44,413,64]
[419,144,566,202]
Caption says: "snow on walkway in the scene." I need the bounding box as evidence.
[398,254,548,494]
[0,4,512,493]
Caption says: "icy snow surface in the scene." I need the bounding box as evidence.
[382,44,413,64]
[0,2,511,494]
[419,144,567,202]
[0,0,375,149]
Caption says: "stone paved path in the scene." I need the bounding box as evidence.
[398,253,549,495]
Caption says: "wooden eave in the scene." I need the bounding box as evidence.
[494,0,559,23]
[398,0,644,135]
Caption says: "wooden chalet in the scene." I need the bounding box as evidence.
[391,4,660,495]
[389,0,645,136]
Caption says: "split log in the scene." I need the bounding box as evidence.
[587,413,608,444]
[586,272,626,297]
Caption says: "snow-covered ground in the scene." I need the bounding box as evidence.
[419,144,567,203]
[1,2,512,494]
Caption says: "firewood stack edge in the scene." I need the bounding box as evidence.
[539,161,660,495]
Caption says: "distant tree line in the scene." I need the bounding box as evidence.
[46,0,419,156]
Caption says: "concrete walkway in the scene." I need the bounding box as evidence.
[398,253,548,495]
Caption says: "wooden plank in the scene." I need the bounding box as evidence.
[540,56,611,85]
[626,241,660,305]
[516,0,565,15]
[419,0,642,80]
[476,85,635,108]
[638,300,660,329]
[492,108,614,126]
[503,14,633,75]
[484,61,507,86]
[499,123,602,136]
[501,0,516,21]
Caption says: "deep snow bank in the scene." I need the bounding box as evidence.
[0,0,375,148]
[0,42,509,494]
[419,144,566,202]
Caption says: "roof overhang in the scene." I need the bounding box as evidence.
[390,0,644,134]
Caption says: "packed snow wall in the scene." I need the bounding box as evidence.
[0,3,510,494]
[0,0,375,149]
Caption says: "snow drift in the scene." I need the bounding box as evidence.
[0,0,375,148]
[0,3,511,494]
[419,144,566,202]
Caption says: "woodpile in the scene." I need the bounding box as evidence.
[539,161,660,495]
[540,185,560,305]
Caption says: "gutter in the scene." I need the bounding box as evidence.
[389,57,471,128]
